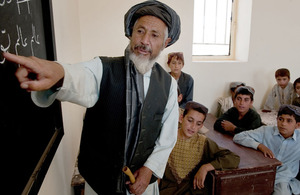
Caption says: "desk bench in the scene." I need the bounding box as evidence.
[204,114,282,195]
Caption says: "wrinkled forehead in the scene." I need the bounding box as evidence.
[133,15,168,33]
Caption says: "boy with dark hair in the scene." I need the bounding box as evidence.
[159,101,240,195]
[292,77,300,107]
[214,86,262,135]
[233,104,300,195]
[263,68,294,111]
[216,81,246,117]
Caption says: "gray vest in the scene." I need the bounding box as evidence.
[78,56,171,194]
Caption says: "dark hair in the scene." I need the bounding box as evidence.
[278,105,300,122]
[293,77,300,90]
[234,86,254,101]
[275,68,290,79]
[167,52,184,65]
[183,101,208,121]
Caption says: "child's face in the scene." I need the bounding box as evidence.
[276,76,290,89]
[295,83,300,96]
[169,57,183,75]
[179,109,205,139]
[277,114,300,139]
[234,94,253,115]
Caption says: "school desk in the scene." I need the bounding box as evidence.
[204,113,282,195]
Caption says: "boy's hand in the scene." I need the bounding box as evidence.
[2,52,64,91]
[221,120,236,132]
[193,163,214,190]
[257,144,275,158]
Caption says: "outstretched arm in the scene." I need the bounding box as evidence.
[3,52,64,91]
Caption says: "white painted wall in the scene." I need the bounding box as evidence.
[38,0,300,194]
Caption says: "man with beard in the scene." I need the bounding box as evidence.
[3,1,181,195]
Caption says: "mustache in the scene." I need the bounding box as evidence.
[134,44,152,54]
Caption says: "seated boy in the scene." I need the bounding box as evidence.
[263,68,294,111]
[216,81,245,117]
[159,101,240,195]
[292,77,300,107]
[233,104,300,195]
[214,86,262,135]
[177,85,184,118]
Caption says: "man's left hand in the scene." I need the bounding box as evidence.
[126,166,152,195]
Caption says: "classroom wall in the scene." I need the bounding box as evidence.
[77,0,300,112]
[38,0,300,194]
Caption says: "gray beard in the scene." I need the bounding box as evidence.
[128,48,160,75]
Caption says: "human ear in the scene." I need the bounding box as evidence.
[164,38,171,48]
[296,122,300,129]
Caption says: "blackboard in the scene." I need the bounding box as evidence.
[0,0,64,194]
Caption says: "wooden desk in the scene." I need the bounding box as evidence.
[204,114,282,195]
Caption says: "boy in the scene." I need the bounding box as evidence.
[233,104,300,195]
[263,68,294,111]
[159,101,240,195]
[214,86,262,135]
[292,77,300,107]
[168,52,194,109]
[216,81,245,117]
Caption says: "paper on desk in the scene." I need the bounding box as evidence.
[199,125,209,134]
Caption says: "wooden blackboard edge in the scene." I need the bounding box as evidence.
[22,126,64,195]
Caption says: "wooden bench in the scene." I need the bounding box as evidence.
[204,114,282,195]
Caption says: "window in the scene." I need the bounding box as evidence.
[193,0,237,59]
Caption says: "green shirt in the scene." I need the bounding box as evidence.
[214,107,262,134]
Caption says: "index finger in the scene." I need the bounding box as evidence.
[3,52,36,70]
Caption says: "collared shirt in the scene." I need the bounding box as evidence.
[31,56,179,179]
[233,126,300,194]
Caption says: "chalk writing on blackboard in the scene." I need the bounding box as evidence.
[0,0,46,64]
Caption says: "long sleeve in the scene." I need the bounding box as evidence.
[31,57,103,108]
[182,76,194,107]
[214,108,233,133]
[202,137,240,170]
[178,72,194,109]
[144,77,178,178]
[264,85,278,111]
[232,126,267,150]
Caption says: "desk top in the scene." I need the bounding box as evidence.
[204,114,281,171]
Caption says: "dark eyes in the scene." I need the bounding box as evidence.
[278,117,293,123]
